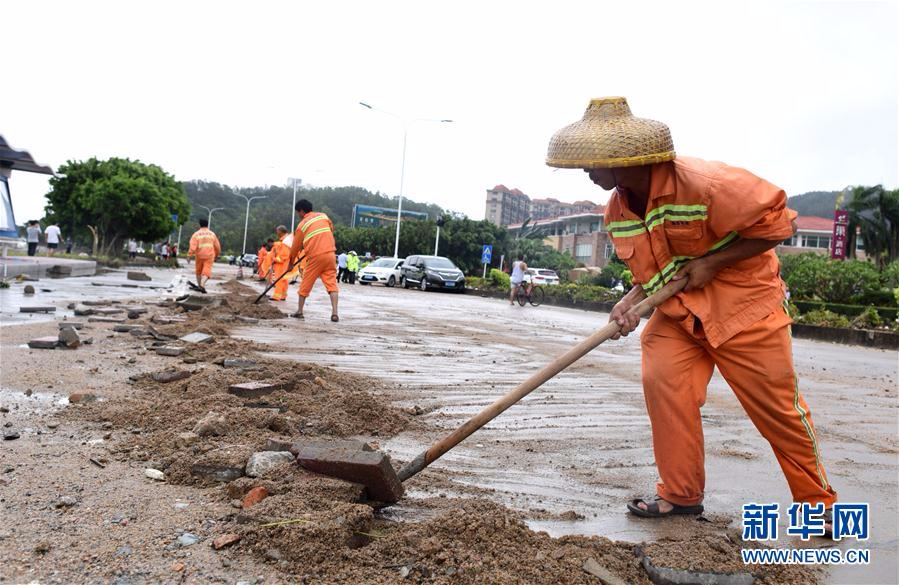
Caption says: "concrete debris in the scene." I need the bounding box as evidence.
[179,332,213,344]
[150,370,191,383]
[192,412,229,437]
[88,317,126,323]
[28,337,59,349]
[582,557,628,585]
[155,346,186,357]
[74,306,95,316]
[20,306,55,313]
[23,285,35,295]
[245,451,295,477]
[54,496,79,509]
[177,532,199,546]
[212,533,241,550]
[58,321,84,330]
[82,300,118,306]
[148,326,176,341]
[92,307,126,315]
[68,392,98,404]
[190,462,245,483]
[151,315,187,325]
[58,327,81,349]
[235,315,260,324]
[228,381,293,399]
[222,358,259,369]
[3,429,20,440]
[144,468,166,481]
[113,324,144,333]
[128,328,150,337]
[127,271,152,281]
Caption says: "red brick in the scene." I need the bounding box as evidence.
[242,486,269,509]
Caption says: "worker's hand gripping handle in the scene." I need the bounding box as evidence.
[253,253,306,304]
[396,278,688,483]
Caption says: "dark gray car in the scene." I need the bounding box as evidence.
[401,255,465,292]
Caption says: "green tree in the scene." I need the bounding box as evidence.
[44,158,189,256]
[845,185,899,268]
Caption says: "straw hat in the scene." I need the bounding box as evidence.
[546,97,675,169]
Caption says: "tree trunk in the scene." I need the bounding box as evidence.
[86,225,99,257]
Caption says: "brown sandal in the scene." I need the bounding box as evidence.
[330,314,339,322]
[627,496,704,518]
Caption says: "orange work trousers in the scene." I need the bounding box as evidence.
[298,252,338,298]
[640,308,836,507]
[195,256,214,279]
[271,262,289,300]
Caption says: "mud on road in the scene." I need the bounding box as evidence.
[1,267,893,583]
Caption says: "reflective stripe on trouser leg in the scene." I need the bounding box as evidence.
[709,310,835,505]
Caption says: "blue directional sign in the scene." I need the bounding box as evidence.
[481,245,493,265]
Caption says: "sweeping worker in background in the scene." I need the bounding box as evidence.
[546,97,836,528]
[268,226,291,301]
[187,218,221,293]
[257,239,272,280]
[289,199,339,321]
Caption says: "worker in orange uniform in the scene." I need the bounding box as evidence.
[187,218,221,293]
[288,199,339,322]
[546,98,836,531]
[257,239,272,281]
[268,226,291,301]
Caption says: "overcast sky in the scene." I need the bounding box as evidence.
[4,0,897,224]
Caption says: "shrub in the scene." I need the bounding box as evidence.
[851,305,884,329]
[797,309,851,328]
[780,253,883,304]
[489,268,510,289]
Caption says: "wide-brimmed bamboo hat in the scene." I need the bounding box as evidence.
[546,97,675,169]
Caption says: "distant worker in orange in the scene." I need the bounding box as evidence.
[282,231,301,285]
[187,218,221,293]
[546,98,836,530]
[257,239,273,280]
[268,226,291,301]
[288,199,339,322]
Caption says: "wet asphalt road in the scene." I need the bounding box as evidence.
[236,278,898,585]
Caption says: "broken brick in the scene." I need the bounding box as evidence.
[228,381,293,399]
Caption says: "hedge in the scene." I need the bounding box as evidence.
[792,300,898,322]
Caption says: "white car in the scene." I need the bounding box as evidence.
[358,257,404,287]
[524,268,561,285]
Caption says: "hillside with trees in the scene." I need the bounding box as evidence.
[181,181,445,255]
[787,190,840,218]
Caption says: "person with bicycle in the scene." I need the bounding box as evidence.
[509,257,531,305]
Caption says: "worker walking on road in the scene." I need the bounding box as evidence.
[546,98,836,529]
[268,226,291,301]
[288,199,339,322]
[187,218,221,293]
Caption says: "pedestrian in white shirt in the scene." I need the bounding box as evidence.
[44,224,61,256]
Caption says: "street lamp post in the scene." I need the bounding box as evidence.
[359,102,452,258]
[199,205,224,231]
[233,194,268,256]
[289,177,302,232]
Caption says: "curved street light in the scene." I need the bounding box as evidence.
[198,205,224,231]
[359,101,453,258]
[233,194,267,256]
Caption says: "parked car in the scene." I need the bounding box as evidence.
[524,268,561,286]
[240,253,258,269]
[401,255,465,292]
[358,257,404,287]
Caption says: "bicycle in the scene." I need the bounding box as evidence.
[516,282,544,307]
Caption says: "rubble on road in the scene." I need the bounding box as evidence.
[127,271,152,281]
[20,306,55,313]
[155,346,186,357]
[245,451,295,477]
[28,337,59,349]
[58,321,85,330]
[180,332,213,344]
[58,327,81,349]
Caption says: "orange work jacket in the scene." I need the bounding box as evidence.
[188,228,221,260]
[289,212,336,262]
[604,156,797,347]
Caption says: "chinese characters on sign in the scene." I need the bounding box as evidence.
[830,210,849,259]
[742,502,869,542]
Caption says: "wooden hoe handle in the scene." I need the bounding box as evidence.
[396,278,688,482]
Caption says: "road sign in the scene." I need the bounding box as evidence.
[481,245,493,265]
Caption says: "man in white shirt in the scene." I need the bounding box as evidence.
[26,221,41,256]
[127,239,138,259]
[44,224,61,256]
[337,252,348,283]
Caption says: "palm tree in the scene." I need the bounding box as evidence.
[846,185,899,269]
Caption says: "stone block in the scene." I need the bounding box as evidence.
[20,306,55,313]
[155,346,186,357]
[150,370,191,383]
[28,337,58,349]
[127,271,152,281]
[179,332,213,344]
[295,439,404,502]
[58,322,85,330]
[228,381,293,399]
